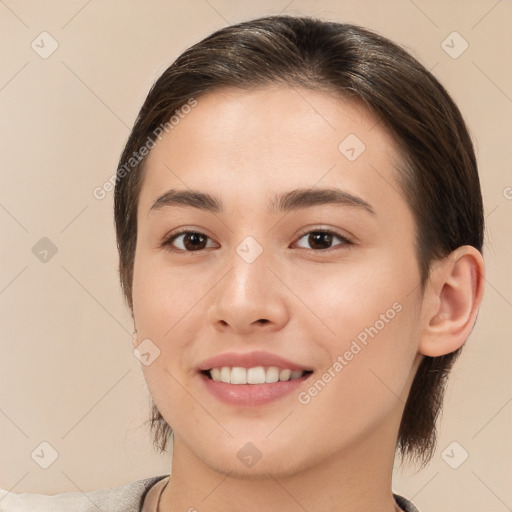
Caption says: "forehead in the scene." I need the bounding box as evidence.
[138,85,407,218]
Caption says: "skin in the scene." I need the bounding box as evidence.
[131,85,485,512]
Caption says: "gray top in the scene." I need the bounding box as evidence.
[0,475,420,511]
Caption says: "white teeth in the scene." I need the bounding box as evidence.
[208,366,307,384]
[230,367,247,384]
[220,366,230,383]
[247,366,266,384]
[266,366,279,383]
[279,369,292,381]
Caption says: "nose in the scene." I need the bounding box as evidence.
[207,246,290,335]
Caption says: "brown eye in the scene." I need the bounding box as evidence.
[163,231,215,253]
[162,228,352,254]
[295,230,352,251]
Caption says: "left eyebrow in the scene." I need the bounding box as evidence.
[148,187,376,216]
[269,187,376,215]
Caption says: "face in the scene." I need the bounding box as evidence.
[132,85,425,477]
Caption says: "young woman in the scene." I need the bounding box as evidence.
[0,14,485,512]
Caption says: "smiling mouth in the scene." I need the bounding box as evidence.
[200,367,314,384]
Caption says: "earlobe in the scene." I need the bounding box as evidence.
[419,246,485,357]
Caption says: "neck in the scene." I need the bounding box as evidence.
[159,408,404,512]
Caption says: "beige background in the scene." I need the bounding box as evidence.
[1,1,511,510]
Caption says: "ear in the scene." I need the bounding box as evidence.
[419,245,485,357]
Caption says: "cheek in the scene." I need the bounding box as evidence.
[292,250,416,340]
[294,255,421,403]
[133,251,203,332]
[296,309,420,446]
[132,254,194,393]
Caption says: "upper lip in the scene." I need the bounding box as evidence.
[198,351,313,372]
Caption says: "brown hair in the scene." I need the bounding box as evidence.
[114,15,484,467]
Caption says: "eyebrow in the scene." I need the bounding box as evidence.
[148,187,376,216]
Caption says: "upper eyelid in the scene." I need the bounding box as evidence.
[165,224,352,238]
[295,226,352,239]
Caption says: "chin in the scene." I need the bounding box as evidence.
[206,455,303,481]
[192,437,313,481]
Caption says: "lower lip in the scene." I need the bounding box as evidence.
[199,372,312,406]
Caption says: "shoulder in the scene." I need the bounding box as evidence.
[0,475,169,512]
[394,492,421,512]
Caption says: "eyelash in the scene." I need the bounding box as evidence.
[160,228,353,255]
